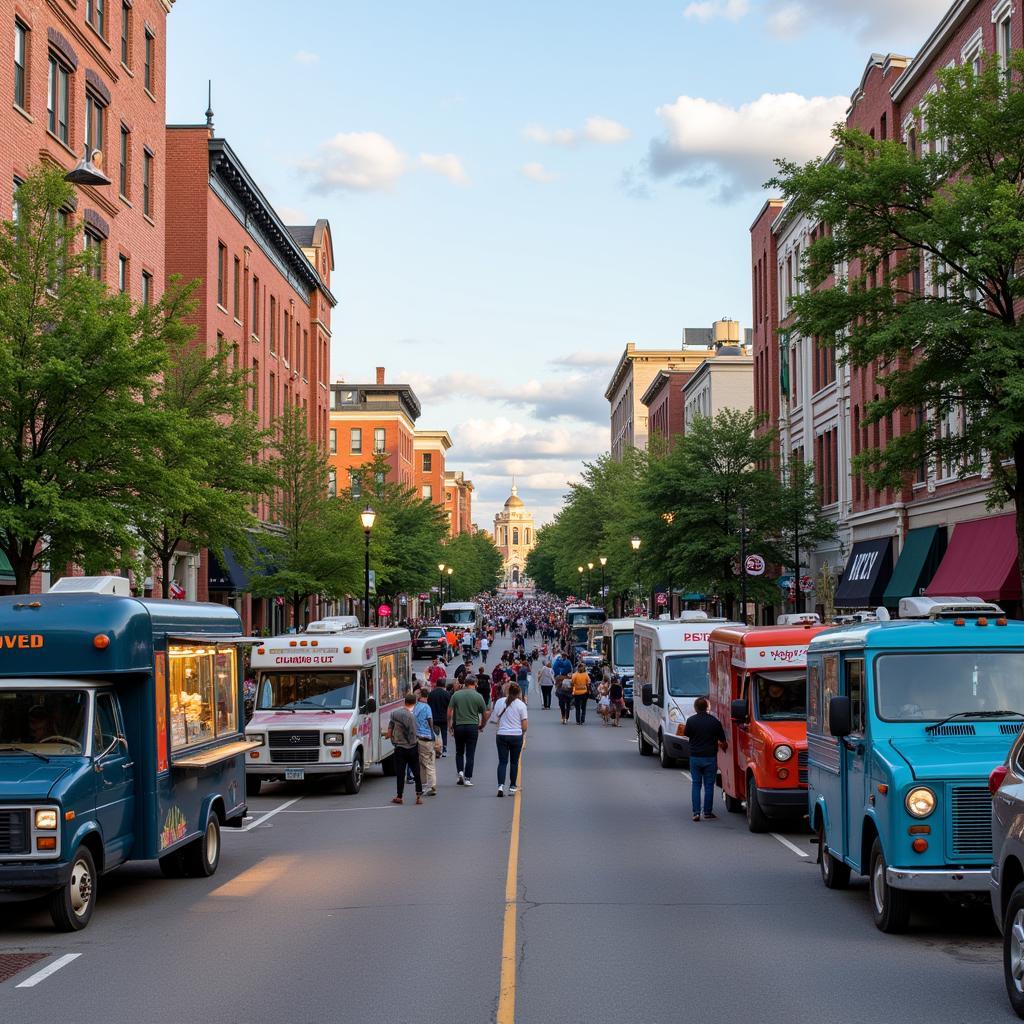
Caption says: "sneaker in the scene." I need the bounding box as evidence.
[457,772,465,785]
[464,779,474,787]
[509,786,517,795]
[429,787,438,796]
[415,795,423,805]
[392,796,404,805]
[704,812,717,820]
[692,814,701,822]
[441,751,447,757]
[497,786,504,797]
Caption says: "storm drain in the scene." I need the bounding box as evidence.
[0,953,47,983]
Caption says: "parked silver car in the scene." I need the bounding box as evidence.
[990,725,1024,1018]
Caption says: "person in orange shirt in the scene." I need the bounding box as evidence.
[445,629,458,659]
[570,664,591,726]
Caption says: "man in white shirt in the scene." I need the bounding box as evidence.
[479,634,490,663]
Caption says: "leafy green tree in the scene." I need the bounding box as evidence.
[0,167,172,591]
[777,456,838,613]
[525,525,561,596]
[770,53,1024,588]
[444,530,503,600]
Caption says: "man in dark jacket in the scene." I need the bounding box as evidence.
[428,681,452,757]
[683,697,728,822]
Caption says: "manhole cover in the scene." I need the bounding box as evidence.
[0,953,47,983]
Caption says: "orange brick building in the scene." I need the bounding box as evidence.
[329,369,420,496]
[413,429,451,507]
[444,470,474,536]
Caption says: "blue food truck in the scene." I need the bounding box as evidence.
[807,598,1024,932]
[0,581,256,930]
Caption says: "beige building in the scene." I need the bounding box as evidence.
[683,341,755,430]
[493,484,536,587]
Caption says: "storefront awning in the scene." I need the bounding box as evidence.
[0,550,13,582]
[207,548,252,593]
[835,537,894,609]
[924,512,1021,603]
[882,526,947,606]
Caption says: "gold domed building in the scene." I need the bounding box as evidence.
[493,482,536,587]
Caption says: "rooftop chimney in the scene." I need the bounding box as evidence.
[376,367,385,385]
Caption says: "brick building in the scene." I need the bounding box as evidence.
[2,0,172,299]
[328,369,420,496]
[752,0,1024,616]
[165,121,336,632]
[413,429,451,507]
[444,471,474,536]
[640,371,691,449]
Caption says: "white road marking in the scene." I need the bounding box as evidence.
[16,953,81,988]
[229,796,302,833]
[679,769,692,780]
[281,805,393,813]
[770,832,809,859]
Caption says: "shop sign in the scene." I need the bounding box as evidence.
[800,574,816,593]
[745,555,766,576]
[378,604,392,617]
[777,574,795,591]
[656,592,668,606]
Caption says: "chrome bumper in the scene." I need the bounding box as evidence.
[246,763,353,776]
[886,866,990,892]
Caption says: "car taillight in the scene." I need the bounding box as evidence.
[989,765,1009,795]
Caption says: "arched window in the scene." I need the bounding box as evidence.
[524,528,530,545]
[512,528,519,546]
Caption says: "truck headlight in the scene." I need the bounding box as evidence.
[246,733,265,746]
[905,786,936,818]
[773,744,793,763]
[668,706,681,722]
[34,809,58,830]
[323,733,344,746]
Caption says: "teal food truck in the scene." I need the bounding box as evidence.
[0,581,256,931]
[807,598,1024,933]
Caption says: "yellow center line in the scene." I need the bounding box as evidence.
[497,767,523,1024]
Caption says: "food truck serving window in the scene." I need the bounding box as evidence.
[168,645,238,750]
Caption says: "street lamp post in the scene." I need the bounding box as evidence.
[360,507,376,627]
[738,503,747,624]
[630,537,641,614]
[599,556,607,610]
[438,563,445,610]
[577,565,584,601]
[447,566,453,601]
[587,562,594,603]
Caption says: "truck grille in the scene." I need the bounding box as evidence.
[950,786,992,858]
[269,749,319,764]
[0,809,30,855]
[798,750,808,785]
[269,731,320,747]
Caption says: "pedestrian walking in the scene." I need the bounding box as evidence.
[516,660,530,704]
[555,664,574,724]
[683,697,728,822]
[428,679,451,756]
[608,675,624,727]
[447,677,489,787]
[414,688,439,795]
[427,657,447,687]
[537,659,555,710]
[491,682,528,797]
[480,634,490,663]
[384,693,423,805]
[571,663,591,725]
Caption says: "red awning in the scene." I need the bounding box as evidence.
[924,512,1021,603]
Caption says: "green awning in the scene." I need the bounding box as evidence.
[0,550,13,582]
[882,526,947,606]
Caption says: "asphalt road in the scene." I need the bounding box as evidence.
[0,632,1014,1023]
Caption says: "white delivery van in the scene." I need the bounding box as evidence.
[601,618,635,714]
[440,602,483,634]
[633,613,738,768]
[245,627,412,796]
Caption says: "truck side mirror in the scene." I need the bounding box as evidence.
[828,696,852,738]
[641,684,653,707]
[361,697,377,715]
[731,698,749,723]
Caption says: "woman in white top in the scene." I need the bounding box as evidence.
[491,682,528,797]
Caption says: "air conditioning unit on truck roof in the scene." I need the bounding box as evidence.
[898,596,1004,619]
[49,575,131,597]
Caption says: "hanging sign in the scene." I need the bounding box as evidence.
[744,555,766,577]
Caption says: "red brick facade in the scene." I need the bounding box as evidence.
[640,370,691,447]
[750,199,784,444]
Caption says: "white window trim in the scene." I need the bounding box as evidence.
[992,0,1014,25]
[961,26,984,64]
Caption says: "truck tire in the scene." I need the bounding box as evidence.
[869,837,911,933]
[818,820,851,889]
[245,775,262,797]
[658,733,676,769]
[342,752,364,794]
[637,723,653,756]
[1003,882,1024,1018]
[48,845,97,932]
[745,775,770,833]
[183,814,221,878]
[724,793,743,814]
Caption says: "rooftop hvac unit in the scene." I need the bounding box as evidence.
[49,575,131,597]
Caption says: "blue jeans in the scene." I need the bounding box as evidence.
[690,756,717,816]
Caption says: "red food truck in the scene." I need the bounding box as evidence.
[708,623,828,833]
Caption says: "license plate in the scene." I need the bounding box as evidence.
[284,768,305,781]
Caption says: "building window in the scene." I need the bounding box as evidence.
[350,427,362,454]
[350,471,362,498]
[47,54,70,144]
[422,484,432,500]
[996,6,1013,83]
[143,29,154,93]
[512,528,519,546]
[251,276,260,336]
[269,373,276,416]
[283,310,290,362]
[120,1,130,66]
[216,242,227,308]
[14,20,28,110]
[251,359,259,414]
[329,428,337,454]
[328,468,337,497]
[269,297,276,353]
[373,427,386,453]
[142,149,153,218]
[85,91,106,160]
[86,0,106,36]
[83,227,104,281]
[119,125,130,197]
[118,253,127,292]
[421,452,432,472]
[233,257,240,317]
[141,270,152,305]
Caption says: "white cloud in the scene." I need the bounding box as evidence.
[522,162,558,183]
[766,0,940,43]
[418,152,470,185]
[453,417,607,462]
[300,132,408,194]
[548,351,618,369]
[524,116,631,147]
[294,50,320,65]
[683,0,749,24]
[647,91,847,200]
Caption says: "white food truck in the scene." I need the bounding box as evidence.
[633,613,738,768]
[245,627,412,795]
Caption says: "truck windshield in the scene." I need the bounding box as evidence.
[613,632,634,668]
[257,671,359,710]
[666,655,709,697]
[876,651,1024,722]
[0,689,88,753]
[753,671,806,721]
[442,609,476,625]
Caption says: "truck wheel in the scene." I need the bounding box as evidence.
[48,845,96,932]
[184,815,221,878]
[869,837,911,933]
[818,820,851,889]
[381,753,397,776]
[637,723,653,756]
[342,752,364,794]
[745,775,770,834]
[658,733,676,769]
[1003,883,1024,1018]
[724,793,743,814]
[245,775,262,797]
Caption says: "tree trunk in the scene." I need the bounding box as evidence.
[160,552,172,600]
[1014,440,1024,610]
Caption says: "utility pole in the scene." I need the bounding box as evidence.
[739,503,747,625]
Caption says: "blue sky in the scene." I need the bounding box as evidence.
[167,0,945,528]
